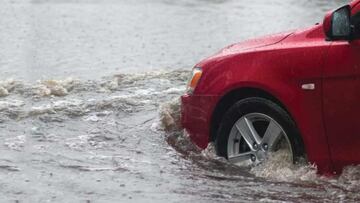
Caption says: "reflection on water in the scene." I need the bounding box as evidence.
[0,0,357,202]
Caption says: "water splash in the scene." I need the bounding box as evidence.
[158,98,329,183]
[0,86,9,97]
[0,79,23,97]
[159,97,182,132]
[250,150,318,182]
[0,68,359,202]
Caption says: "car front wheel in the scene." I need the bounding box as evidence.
[215,97,305,166]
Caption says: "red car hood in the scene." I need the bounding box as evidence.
[196,30,296,68]
[220,31,294,55]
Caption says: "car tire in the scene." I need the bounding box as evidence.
[215,97,305,165]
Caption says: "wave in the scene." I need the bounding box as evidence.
[0,70,190,98]
[0,70,189,122]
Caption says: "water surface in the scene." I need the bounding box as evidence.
[0,0,358,202]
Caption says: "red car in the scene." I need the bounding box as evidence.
[181,1,360,174]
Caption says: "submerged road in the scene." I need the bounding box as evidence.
[0,0,358,202]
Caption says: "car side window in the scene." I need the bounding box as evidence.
[352,12,360,38]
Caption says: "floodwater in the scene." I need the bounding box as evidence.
[0,0,359,202]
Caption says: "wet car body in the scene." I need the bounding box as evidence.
[181,0,360,174]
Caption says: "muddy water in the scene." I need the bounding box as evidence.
[1,0,359,202]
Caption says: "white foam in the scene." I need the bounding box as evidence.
[338,165,360,190]
[28,99,85,117]
[0,79,23,97]
[34,80,67,97]
[0,86,9,97]
[33,78,81,97]
[84,114,101,122]
[162,87,186,94]
[4,135,26,151]
[65,134,108,151]
[150,121,162,132]
[250,150,318,182]
[0,100,25,110]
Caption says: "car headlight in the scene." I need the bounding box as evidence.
[186,67,202,94]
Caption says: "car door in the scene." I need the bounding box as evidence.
[322,4,360,171]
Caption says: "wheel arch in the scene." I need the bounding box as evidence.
[209,87,297,143]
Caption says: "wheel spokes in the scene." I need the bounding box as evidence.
[261,120,283,150]
[232,135,240,155]
[235,117,262,150]
[228,152,253,163]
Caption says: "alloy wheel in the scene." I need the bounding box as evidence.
[227,113,293,166]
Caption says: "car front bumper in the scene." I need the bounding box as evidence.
[181,94,219,149]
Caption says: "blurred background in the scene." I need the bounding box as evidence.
[0,0,348,80]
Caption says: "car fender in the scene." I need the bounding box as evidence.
[196,43,333,172]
